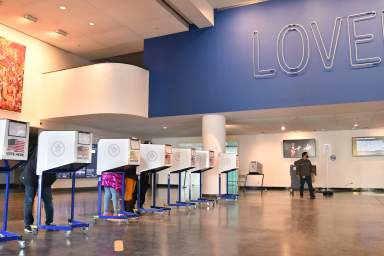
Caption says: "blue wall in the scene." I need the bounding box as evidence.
[145,0,384,117]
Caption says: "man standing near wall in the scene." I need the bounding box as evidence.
[294,152,316,199]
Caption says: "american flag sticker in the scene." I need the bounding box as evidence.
[7,138,26,153]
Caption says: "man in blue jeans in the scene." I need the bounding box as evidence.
[21,143,56,233]
[294,152,316,199]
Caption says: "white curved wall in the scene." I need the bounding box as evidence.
[41,63,149,119]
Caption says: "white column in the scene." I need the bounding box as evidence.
[202,114,226,195]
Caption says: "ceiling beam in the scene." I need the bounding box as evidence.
[164,0,214,28]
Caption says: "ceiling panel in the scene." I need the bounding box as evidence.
[0,0,188,59]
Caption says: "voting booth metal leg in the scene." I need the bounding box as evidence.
[188,174,192,201]
[137,174,141,210]
[200,173,202,199]
[167,172,195,208]
[0,162,22,244]
[36,175,43,230]
[97,176,102,216]
[68,174,89,230]
[70,174,76,221]
[218,174,221,197]
[138,173,171,214]
[218,172,239,201]
[37,173,89,233]
[178,173,182,202]
[190,172,215,204]
[152,173,156,208]
[167,174,171,205]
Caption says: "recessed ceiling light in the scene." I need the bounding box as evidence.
[23,14,38,23]
[54,29,68,37]
[353,122,359,128]
[281,125,286,131]
[163,126,167,130]
[59,6,67,10]
[89,22,95,26]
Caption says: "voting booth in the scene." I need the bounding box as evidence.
[218,153,239,200]
[95,138,140,220]
[36,131,92,234]
[166,148,196,207]
[136,144,172,213]
[249,161,263,174]
[190,150,215,204]
[0,119,29,248]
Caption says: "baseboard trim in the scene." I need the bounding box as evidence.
[240,186,384,193]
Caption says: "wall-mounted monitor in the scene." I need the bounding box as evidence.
[352,137,384,156]
[283,139,316,158]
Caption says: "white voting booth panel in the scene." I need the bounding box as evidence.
[96,139,140,175]
[218,153,239,172]
[0,120,29,245]
[195,150,214,171]
[36,131,92,175]
[218,153,239,194]
[137,144,172,174]
[159,148,196,185]
[0,119,29,161]
[190,150,214,189]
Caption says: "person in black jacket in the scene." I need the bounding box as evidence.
[20,141,56,233]
[294,152,316,199]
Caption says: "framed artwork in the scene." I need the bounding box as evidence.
[283,139,316,158]
[0,37,26,112]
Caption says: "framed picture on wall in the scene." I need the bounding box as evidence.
[352,137,384,156]
[0,37,26,112]
[283,139,316,158]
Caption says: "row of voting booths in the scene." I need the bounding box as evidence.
[0,118,240,249]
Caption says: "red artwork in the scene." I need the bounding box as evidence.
[0,37,26,112]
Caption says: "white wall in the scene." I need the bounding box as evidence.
[0,24,91,127]
[237,129,384,189]
[152,128,384,189]
[41,63,149,119]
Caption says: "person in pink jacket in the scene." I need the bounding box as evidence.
[101,172,122,215]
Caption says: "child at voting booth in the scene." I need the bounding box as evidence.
[101,172,122,215]
[122,166,150,212]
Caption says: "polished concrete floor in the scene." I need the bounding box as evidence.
[1,189,384,256]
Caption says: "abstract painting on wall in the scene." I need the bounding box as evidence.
[0,37,26,112]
